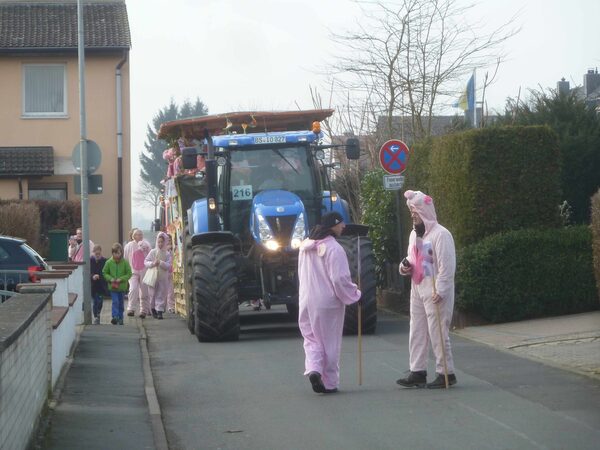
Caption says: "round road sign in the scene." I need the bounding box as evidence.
[379,139,409,175]
[72,140,102,174]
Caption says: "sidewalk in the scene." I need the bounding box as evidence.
[40,300,165,450]
[454,311,600,380]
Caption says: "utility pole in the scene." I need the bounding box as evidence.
[78,0,92,325]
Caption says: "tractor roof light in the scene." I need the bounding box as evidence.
[312,121,321,134]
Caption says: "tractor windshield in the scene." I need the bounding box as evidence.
[226,145,317,238]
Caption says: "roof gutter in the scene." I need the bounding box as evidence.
[116,50,127,245]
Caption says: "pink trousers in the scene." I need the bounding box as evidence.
[409,278,455,374]
[127,270,149,314]
[148,279,168,313]
[299,304,345,390]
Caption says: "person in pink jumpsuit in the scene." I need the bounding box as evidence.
[165,234,176,314]
[397,190,457,389]
[298,211,361,394]
[124,228,152,318]
[144,232,172,320]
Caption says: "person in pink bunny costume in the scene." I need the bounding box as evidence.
[397,190,457,389]
[124,228,152,318]
[298,211,361,394]
[144,232,173,320]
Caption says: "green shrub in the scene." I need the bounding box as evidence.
[592,189,600,301]
[0,202,41,249]
[361,169,399,284]
[456,226,598,323]
[428,126,562,248]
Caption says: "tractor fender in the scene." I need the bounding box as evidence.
[321,191,350,223]
[190,199,209,235]
[191,231,237,247]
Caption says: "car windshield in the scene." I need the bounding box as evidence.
[20,242,46,268]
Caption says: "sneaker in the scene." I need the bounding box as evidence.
[111,317,117,325]
[426,373,457,389]
[151,308,158,319]
[93,316,100,325]
[323,388,339,394]
[157,311,163,320]
[139,313,146,319]
[118,318,124,325]
[251,299,261,311]
[396,370,427,388]
[308,371,325,393]
[127,310,135,317]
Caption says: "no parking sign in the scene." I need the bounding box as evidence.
[379,139,409,175]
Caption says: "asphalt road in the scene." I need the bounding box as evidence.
[144,307,600,450]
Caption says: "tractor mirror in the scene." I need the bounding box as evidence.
[182,147,198,169]
[331,162,341,170]
[345,138,360,160]
[314,149,326,161]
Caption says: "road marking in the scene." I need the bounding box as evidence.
[457,401,547,450]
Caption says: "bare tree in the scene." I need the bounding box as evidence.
[329,0,519,141]
[133,178,162,220]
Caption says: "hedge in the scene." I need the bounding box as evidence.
[456,226,598,323]
[0,202,41,249]
[592,189,600,301]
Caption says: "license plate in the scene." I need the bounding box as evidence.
[254,136,286,144]
[231,185,253,200]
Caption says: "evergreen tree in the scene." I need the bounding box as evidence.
[140,98,208,190]
[497,90,600,223]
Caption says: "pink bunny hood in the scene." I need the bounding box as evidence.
[405,190,438,234]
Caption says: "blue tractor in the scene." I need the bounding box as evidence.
[158,110,377,342]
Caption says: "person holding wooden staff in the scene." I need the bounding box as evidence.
[397,190,457,389]
[298,211,361,394]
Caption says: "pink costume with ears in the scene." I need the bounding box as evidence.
[298,235,361,390]
[124,237,152,314]
[144,232,173,313]
[162,148,177,178]
[402,190,456,375]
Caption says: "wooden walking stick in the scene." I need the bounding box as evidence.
[357,235,363,386]
[432,274,449,389]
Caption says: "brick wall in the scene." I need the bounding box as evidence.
[0,293,51,450]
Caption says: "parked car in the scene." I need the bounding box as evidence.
[0,235,48,301]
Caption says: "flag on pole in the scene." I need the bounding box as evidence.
[455,72,475,112]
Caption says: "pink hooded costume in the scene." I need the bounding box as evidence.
[298,235,361,391]
[144,232,173,314]
[402,190,456,376]
[124,232,152,315]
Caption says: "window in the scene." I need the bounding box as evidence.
[23,64,67,116]
[28,183,67,201]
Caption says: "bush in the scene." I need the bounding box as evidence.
[428,126,562,248]
[592,189,600,301]
[0,202,41,249]
[456,226,598,323]
[361,169,399,284]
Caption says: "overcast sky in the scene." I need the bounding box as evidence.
[126,0,600,226]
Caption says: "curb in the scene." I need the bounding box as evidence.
[137,319,169,450]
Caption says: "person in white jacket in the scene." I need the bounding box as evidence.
[144,232,173,320]
[124,228,152,318]
[397,190,457,389]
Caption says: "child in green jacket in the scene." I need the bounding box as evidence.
[103,243,133,325]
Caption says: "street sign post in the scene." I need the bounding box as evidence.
[379,139,409,175]
[383,175,405,190]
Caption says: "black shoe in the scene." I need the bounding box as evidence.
[139,313,146,319]
[323,388,338,394]
[127,310,135,317]
[396,370,427,388]
[308,371,325,393]
[427,373,457,389]
[157,311,163,320]
[151,308,158,319]
[110,317,117,325]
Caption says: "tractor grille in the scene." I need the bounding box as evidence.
[266,215,297,246]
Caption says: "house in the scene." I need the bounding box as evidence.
[0,0,132,250]
[557,68,600,111]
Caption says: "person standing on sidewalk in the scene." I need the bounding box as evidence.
[124,228,152,318]
[103,243,133,325]
[144,232,172,320]
[298,211,361,394]
[90,244,108,325]
[397,190,457,389]
[68,227,95,262]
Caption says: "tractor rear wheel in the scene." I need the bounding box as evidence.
[192,242,239,342]
[338,236,377,335]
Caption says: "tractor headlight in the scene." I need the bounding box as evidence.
[291,213,306,249]
[257,214,273,242]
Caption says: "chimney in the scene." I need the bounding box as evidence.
[583,68,600,97]
[557,77,570,96]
